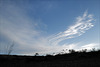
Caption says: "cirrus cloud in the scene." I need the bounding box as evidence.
[48,11,94,46]
[0,2,98,55]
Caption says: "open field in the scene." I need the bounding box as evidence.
[0,50,100,67]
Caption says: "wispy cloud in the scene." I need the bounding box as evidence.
[0,1,98,55]
[48,11,94,46]
[80,43,100,50]
[0,4,47,54]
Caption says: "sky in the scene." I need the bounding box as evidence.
[0,0,100,55]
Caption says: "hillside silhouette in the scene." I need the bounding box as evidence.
[0,49,100,67]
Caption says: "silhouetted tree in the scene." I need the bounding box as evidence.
[0,41,15,55]
[7,42,15,55]
[35,53,39,56]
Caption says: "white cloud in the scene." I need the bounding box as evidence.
[0,4,48,54]
[80,43,100,50]
[0,2,98,55]
[48,11,94,46]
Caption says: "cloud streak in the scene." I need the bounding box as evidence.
[80,43,100,50]
[0,1,98,55]
[49,11,94,46]
[0,4,47,54]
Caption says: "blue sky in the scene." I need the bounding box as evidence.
[0,0,100,55]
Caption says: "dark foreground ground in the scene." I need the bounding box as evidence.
[0,50,100,67]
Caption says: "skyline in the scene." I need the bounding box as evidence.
[0,0,100,55]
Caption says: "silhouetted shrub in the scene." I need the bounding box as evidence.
[69,49,76,53]
[46,54,53,57]
[81,49,87,53]
[90,48,96,52]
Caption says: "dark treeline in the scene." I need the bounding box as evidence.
[0,49,100,67]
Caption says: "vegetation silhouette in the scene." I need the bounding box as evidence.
[0,48,100,67]
[0,42,15,55]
